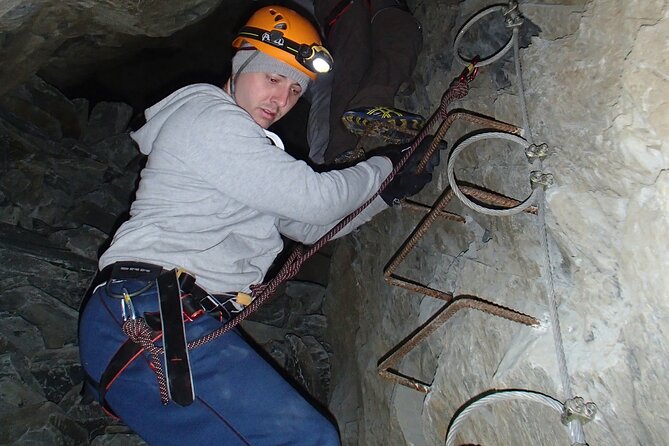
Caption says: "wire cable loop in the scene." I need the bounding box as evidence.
[453,4,515,68]
[446,131,539,216]
[445,389,565,446]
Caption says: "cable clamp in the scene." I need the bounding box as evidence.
[561,396,597,426]
[503,0,524,28]
[525,143,551,162]
[530,171,554,188]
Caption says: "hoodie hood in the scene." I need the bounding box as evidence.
[131,84,230,156]
[130,83,284,156]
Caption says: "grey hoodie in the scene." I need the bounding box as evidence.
[100,84,391,294]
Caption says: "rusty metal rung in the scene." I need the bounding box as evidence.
[378,109,540,394]
[401,199,466,223]
[378,296,540,392]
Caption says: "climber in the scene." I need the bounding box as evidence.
[306,0,424,164]
[78,5,438,445]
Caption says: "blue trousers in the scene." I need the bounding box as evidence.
[79,279,341,446]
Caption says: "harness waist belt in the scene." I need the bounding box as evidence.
[94,262,246,319]
[86,261,250,416]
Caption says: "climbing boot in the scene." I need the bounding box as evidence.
[341,106,425,144]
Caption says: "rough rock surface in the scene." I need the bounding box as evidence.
[1,0,668,445]
[324,0,669,445]
[0,0,257,108]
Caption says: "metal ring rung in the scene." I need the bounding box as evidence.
[447,132,538,217]
[453,5,515,68]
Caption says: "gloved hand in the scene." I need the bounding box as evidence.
[370,136,443,206]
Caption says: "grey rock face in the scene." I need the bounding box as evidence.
[0,0,227,97]
[324,0,669,445]
[0,76,144,443]
[83,102,133,144]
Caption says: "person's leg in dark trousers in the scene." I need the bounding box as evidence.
[316,0,372,163]
[79,279,341,446]
[347,1,422,110]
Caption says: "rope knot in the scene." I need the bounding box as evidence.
[122,318,160,353]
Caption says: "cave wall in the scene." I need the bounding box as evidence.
[324,0,669,445]
[0,0,667,445]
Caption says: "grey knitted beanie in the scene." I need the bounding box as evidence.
[231,48,310,92]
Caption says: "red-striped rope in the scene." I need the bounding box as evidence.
[123,318,170,405]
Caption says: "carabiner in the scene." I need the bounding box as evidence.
[458,57,480,83]
[121,288,137,321]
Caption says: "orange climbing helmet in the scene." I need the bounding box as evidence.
[232,5,333,80]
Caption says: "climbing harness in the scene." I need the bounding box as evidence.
[156,270,195,406]
[84,262,250,414]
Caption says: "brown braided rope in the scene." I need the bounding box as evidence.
[187,78,475,351]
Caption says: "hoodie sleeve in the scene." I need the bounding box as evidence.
[180,94,392,226]
[277,195,389,245]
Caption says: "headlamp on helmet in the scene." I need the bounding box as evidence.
[237,26,333,75]
[298,44,333,74]
[232,6,333,80]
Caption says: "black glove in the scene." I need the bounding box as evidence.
[370,136,443,206]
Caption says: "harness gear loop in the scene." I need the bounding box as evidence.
[121,289,136,321]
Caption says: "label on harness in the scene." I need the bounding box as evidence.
[157,270,195,406]
[111,261,163,281]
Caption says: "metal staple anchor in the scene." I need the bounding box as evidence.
[530,171,554,188]
[525,143,550,161]
[561,397,597,426]
[503,0,524,28]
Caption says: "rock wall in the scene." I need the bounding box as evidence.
[0,0,667,445]
[0,0,231,94]
[325,0,669,445]
[0,76,145,444]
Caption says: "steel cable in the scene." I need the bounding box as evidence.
[445,8,589,446]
